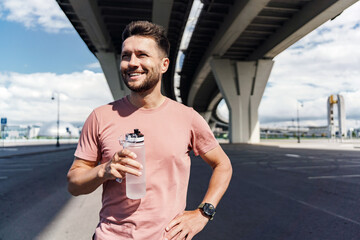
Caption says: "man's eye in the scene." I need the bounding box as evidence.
[121,54,129,60]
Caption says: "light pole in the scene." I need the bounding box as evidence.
[297,101,303,143]
[51,92,60,147]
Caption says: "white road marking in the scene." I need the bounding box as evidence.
[242,158,354,165]
[0,163,50,167]
[308,174,360,180]
[285,154,300,158]
[245,179,360,226]
[0,160,49,163]
[0,148,18,151]
[0,168,33,172]
[278,164,360,170]
[241,160,297,165]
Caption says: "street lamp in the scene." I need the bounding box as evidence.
[51,92,60,147]
[297,101,303,143]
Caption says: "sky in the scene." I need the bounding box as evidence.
[0,0,359,129]
[259,1,360,129]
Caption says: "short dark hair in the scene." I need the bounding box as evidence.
[122,21,170,57]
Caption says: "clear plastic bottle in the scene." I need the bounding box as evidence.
[123,129,146,199]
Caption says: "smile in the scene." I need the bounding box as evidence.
[128,72,145,77]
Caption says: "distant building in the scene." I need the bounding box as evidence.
[260,126,308,139]
[349,128,360,138]
[259,125,358,139]
[38,121,80,138]
[28,125,41,138]
[0,122,80,140]
[307,126,332,137]
[327,94,346,138]
[1,125,40,139]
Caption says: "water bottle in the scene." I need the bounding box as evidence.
[123,129,146,199]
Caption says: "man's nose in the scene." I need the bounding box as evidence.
[128,54,140,67]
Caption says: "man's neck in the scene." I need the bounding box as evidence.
[127,91,166,109]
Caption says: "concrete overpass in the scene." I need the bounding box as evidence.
[57,0,358,143]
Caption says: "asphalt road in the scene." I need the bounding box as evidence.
[190,144,360,240]
[0,147,82,240]
[0,144,360,239]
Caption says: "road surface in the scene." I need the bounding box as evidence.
[1,143,360,239]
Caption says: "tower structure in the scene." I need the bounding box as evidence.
[327,94,346,138]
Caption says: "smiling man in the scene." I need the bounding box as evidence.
[121,32,168,94]
[67,21,232,240]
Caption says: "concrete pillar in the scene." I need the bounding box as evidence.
[95,51,130,100]
[200,111,212,123]
[210,58,274,143]
[209,121,217,132]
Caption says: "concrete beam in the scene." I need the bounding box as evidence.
[199,92,222,124]
[248,0,359,59]
[152,0,174,33]
[208,92,223,112]
[187,0,271,107]
[68,0,113,51]
[152,0,174,95]
[200,111,212,123]
[69,0,126,100]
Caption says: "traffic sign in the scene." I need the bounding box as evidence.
[1,118,7,125]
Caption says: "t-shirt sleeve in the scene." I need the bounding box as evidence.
[190,109,219,156]
[74,110,101,162]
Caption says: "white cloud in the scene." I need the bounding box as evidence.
[86,62,101,70]
[0,0,72,33]
[259,1,360,128]
[0,71,114,124]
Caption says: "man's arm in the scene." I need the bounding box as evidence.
[165,145,232,240]
[67,149,143,196]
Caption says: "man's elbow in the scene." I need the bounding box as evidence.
[67,184,81,196]
[67,173,81,196]
[225,159,233,180]
[218,156,233,183]
[213,157,232,179]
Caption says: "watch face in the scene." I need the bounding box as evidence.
[203,203,215,216]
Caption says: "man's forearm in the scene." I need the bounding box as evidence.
[67,150,142,196]
[67,161,106,196]
[164,151,232,240]
[201,159,232,207]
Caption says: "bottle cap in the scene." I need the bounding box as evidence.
[125,129,144,143]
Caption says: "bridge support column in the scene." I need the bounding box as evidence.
[210,59,274,143]
[200,111,212,123]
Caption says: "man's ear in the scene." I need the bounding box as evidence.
[161,58,170,73]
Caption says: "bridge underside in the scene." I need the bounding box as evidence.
[57,0,357,143]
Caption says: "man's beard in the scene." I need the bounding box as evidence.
[123,71,160,93]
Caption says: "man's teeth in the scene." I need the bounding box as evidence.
[129,73,142,76]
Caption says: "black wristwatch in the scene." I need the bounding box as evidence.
[198,203,216,220]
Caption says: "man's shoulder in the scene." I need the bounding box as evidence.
[166,98,194,113]
[93,97,127,114]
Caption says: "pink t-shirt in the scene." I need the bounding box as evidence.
[74,97,218,240]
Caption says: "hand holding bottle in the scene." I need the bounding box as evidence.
[122,129,146,199]
[101,148,143,182]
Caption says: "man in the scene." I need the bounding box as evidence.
[67,21,232,240]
